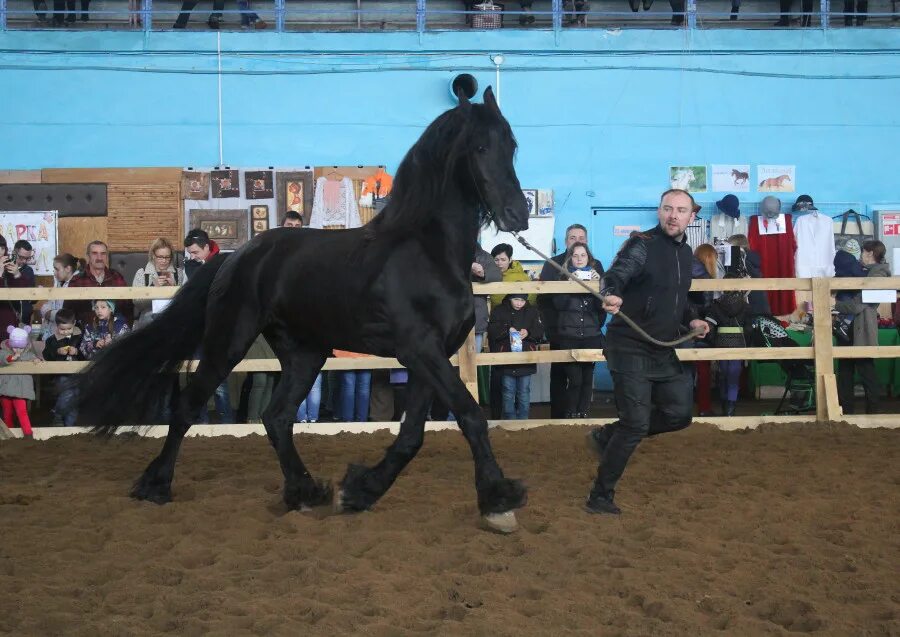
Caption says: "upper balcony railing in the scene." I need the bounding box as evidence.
[2,0,898,32]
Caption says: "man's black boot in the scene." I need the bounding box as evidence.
[585,487,621,515]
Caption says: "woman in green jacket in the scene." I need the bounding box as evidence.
[490,243,536,309]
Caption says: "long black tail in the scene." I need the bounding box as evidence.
[78,253,230,434]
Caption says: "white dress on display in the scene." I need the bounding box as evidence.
[794,211,836,278]
[710,213,747,242]
[309,177,362,229]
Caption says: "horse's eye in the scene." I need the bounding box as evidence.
[477,146,488,154]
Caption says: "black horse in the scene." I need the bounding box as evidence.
[78,87,530,532]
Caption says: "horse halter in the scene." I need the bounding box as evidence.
[510,233,703,349]
[466,154,496,228]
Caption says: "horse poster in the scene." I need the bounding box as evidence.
[758,165,795,192]
[669,165,707,193]
[711,164,750,192]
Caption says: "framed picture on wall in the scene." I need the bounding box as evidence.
[181,171,209,200]
[250,204,269,236]
[188,209,248,250]
[211,170,240,198]
[245,170,274,200]
[537,189,554,216]
[522,189,538,217]
[276,170,314,225]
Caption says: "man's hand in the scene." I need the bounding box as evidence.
[518,328,529,339]
[471,262,485,278]
[602,294,623,315]
[67,346,78,356]
[57,347,68,355]
[4,261,18,277]
[690,319,710,338]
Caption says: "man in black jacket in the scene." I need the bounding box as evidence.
[585,189,709,515]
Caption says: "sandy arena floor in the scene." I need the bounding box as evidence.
[1,424,898,636]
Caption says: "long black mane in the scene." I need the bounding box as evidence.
[366,103,516,241]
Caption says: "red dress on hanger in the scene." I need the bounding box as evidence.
[748,214,797,315]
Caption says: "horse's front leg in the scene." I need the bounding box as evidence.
[402,347,527,533]
[335,374,433,513]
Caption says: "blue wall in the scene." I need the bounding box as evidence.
[2,28,900,263]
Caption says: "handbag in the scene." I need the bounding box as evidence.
[834,209,873,260]
[714,325,746,348]
[832,313,854,345]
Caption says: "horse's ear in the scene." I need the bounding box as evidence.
[456,88,472,114]
[483,86,501,115]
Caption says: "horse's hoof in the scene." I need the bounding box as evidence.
[131,484,171,505]
[482,510,519,534]
[333,488,361,513]
[335,464,377,513]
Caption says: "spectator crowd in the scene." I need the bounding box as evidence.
[1,194,895,437]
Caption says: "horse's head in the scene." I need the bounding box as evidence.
[457,87,529,233]
[368,88,529,241]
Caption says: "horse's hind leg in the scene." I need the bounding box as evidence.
[131,362,234,503]
[262,328,331,510]
[130,387,189,504]
[132,312,259,504]
[336,373,434,512]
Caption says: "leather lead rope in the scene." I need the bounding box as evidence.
[511,232,703,348]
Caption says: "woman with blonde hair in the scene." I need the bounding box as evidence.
[132,237,183,326]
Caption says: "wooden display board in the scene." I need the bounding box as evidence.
[108,183,182,252]
[41,167,182,184]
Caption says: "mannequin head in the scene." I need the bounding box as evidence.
[760,196,782,220]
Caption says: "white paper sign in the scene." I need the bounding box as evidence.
[711,164,750,192]
[613,225,641,237]
[757,214,787,235]
[861,289,896,304]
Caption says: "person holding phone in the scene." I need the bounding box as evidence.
[0,236,35,337]
[132,238,183,327]
[551,242,606,419]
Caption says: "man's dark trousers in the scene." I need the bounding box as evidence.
[596,349,693,495]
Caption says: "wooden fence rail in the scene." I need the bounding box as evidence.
[2,276,899,429]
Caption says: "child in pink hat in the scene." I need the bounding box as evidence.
[0,325,37,437]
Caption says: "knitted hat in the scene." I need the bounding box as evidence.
[93,299,117,315]
[6,325,31,349]
[716,194,740,219]
[841,238,862,261]
[506,293,528,302]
